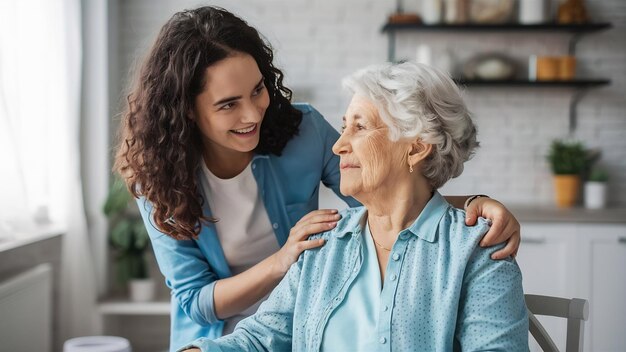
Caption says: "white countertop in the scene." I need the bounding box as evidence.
[509,206,626,224]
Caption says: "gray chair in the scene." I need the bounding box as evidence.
[525,294,589,352]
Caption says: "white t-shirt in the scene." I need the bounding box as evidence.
[199,161,280,334]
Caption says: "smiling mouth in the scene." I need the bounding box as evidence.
[230,124,257,135]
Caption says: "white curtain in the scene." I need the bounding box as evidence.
[0,0,97,344]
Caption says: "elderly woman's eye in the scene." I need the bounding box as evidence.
[356,123,365,130]
[340,125,346,133]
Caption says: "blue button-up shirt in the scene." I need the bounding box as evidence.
[137,104,360,351]
[182,192,529,351]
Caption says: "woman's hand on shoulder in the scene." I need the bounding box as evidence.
[271,209,340,277]
[465,197,520,260]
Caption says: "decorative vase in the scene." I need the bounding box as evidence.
[584,181,607,209]
[519,0,546,24]
[553,175,580,208]
[129,278,156,302]
[422,0,442,24]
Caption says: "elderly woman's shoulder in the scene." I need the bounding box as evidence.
[441,206,492,242]
[307,206,366,242]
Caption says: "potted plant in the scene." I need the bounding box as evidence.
[546,140,589,208]
[103,176,155,302]
[584,168,609,209]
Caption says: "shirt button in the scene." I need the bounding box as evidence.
[252,163,256,169]
[272,223,279,229]
[383,305,389,312]
[400,233,409,240]
[392,253,400,261]
[379,337,387,344]
[390,274,397,281]
[353,267,358,273]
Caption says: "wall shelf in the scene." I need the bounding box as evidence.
[381,22,613,62]
[454,79,610,87]
[381,21,613,134]
[381,23,613,33]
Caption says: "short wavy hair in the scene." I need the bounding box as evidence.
[115,6,302,240]
[342,61,479,190]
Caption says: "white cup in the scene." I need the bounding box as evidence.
[519,0,546,24]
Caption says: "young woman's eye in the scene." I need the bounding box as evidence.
[252,84,265,96]
[219,102,236,111]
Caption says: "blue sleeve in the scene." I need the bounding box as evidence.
[177,254,303,352]
[455,244,529,351]
[137,197,222,326]
[308,106,361,208]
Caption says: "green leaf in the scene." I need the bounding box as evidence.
[103,177,132,217]
[133,221,150,250]
[546,140,589,175]
[110,219,133,250]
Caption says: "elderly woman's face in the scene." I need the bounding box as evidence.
[332,95,409,198]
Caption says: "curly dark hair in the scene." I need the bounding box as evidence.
[114,6,302,240]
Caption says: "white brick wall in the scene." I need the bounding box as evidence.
[115,0,626,207]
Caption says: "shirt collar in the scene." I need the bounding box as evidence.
[405,191,449,243]
[332,191,450,243]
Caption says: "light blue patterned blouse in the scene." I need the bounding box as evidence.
[180,191,529,351]
[320,221,381,351]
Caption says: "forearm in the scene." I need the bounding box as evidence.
[443,195,471,209]
[213,253,282,320]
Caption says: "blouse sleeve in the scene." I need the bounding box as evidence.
[455,243,529,351]
[177,253,304,351]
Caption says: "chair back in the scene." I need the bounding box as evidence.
[525,294,589,352]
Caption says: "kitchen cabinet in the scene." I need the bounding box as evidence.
[516,223,578,351]
[380,22,613,133]
[516,221,626,351]
[578,224,626,352]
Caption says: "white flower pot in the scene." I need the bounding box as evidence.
[584,182,607,209]
[129,278,155,302]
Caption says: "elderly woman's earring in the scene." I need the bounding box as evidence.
[409,165,414,173]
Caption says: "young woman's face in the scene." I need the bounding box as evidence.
[193,53,270,157]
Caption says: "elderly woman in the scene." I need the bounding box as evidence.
[181,62,529,351]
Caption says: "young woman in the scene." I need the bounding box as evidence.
[114,6,522,352]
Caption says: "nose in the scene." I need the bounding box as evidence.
[332,130,350,156]
[241,99,264,124]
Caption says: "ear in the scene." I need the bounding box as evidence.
[407,139,432,169]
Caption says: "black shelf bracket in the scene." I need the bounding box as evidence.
[387,31,396,62]
[568,32,584,55]
[569,88,589,136]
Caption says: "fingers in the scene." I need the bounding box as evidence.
[291,222,337,241]
[465,206,479,226]
[290,212,341,240]
[297,209,338,224]
[491,231,520,260]
[479,215,506,247]
[297,238,326,252]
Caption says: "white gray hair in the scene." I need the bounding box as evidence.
[342,61,479,190]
